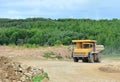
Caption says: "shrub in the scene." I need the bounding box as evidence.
[56,53,63,60]
[32,72,49,82]
[43,52,55,58]
[24,44,39,48]
[56,55,63,60]
[55,40,62,46]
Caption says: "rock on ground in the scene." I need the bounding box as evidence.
[0,56,48,82]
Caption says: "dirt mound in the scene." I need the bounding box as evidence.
[0,46,71,60]
[99,64,120,73]
[0,56,48,82]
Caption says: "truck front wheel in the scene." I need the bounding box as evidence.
[73,57,78,62]
[88,55,94,63]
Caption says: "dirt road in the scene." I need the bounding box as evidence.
[0,46,120,82]
[16,59,120,82]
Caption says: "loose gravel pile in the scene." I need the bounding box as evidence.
[0,56,48,82]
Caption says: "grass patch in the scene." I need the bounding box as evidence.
[43,52,55,59]
[43,52,63,60]
[23,44,39,48]
[8,44,40,48]
[32,72,49,82]
[56,54,63,60]
[8,44,17,48]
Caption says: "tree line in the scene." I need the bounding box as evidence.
[0,18,120,54]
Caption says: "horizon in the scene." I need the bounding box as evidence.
[0,17,119,20]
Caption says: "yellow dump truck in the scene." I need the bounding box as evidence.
[71,40,104,63]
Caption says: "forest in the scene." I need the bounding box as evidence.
[0,18,120,54]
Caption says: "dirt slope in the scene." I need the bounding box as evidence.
[0,46,70,59]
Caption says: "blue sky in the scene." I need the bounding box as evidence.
[0,0,120,19]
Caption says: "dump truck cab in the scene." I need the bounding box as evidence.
[71,40,102,63]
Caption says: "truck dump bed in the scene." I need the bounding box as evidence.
[96,45,104,53]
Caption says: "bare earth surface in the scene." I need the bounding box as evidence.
[0,46,120,82]
[17,59,120,82]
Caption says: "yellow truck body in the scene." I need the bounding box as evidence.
[71,40,104,63]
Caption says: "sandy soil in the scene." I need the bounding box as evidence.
[16,59,120,82]
[0,46,120,82]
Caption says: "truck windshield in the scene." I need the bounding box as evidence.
[83,44,92,49]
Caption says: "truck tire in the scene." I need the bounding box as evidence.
[73,57,78,62]
[71,51,73,58]
[88,55,94,63]
[82,58,88,62]
[95,55,101,63]
[71,45,74,58]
